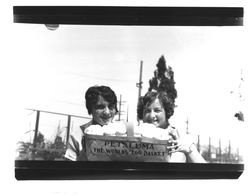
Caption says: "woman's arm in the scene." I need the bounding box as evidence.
[167,128,206,163]
[184,143,206,163]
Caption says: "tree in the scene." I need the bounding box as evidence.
[51,135,65,150]
[36,132,45,147]
[16,131,66,161]
[148,55,177,103]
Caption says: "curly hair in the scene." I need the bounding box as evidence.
[137,91,175,121]
[85,85,118,115]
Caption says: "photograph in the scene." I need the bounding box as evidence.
[11,6,247,181]
[14,19,245,165]
[1,2,249,196]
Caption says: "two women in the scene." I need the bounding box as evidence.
[65,85,205,163]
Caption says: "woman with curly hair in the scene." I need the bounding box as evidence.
[137,91,206,163]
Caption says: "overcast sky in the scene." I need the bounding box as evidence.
[12,23,247,148]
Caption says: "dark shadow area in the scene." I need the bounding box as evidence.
[13,6,243,26]
[15,160,244,180]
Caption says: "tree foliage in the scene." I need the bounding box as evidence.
[16,131,66,160]
[148,55,177,103]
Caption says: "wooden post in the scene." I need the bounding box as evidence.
[33,110,40,148]
[126,105,129,122]
[228,140,231,162]
[236,147,240,162]
[197,135,200,153]
[136,61,143,123]
[208,137,211,162]
[66,115,71,147]
[137,61,143,101]
[219,138,222,163]
[185,118,189,134]
[118,94,122,121]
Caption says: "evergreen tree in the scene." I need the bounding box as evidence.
[148,55,177,103]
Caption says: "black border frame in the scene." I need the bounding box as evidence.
[13,6,243,26]
[15,161,244,180]
[13,6,244,180]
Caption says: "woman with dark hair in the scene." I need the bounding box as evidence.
[137,91,206,163]
[137,91,175,128]
[85,85,118,126]
[65,85,119,161]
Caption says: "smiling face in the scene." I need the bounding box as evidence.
[91,96,116,126]
[142,98,168,129]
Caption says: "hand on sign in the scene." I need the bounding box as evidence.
[167,127,195,155]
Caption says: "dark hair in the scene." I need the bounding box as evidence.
[85,85,118,115]
[137,91,175,120]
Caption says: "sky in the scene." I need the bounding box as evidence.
[11,24,248,150]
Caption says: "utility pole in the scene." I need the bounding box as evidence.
[33,110,40,148]
[126,105,129,122]
[219,138,222,163]
[136,61,143,101]
[185,118,189,134]
[66,115,71,148]
[117,94,126,121]
[236,147,240,162]
[208,137,211,162]
[228,140,231,162]
[118,94,122,121]
[197,135,200,153]
[32,110,40,158]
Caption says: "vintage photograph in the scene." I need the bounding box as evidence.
[14,23,245,164]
